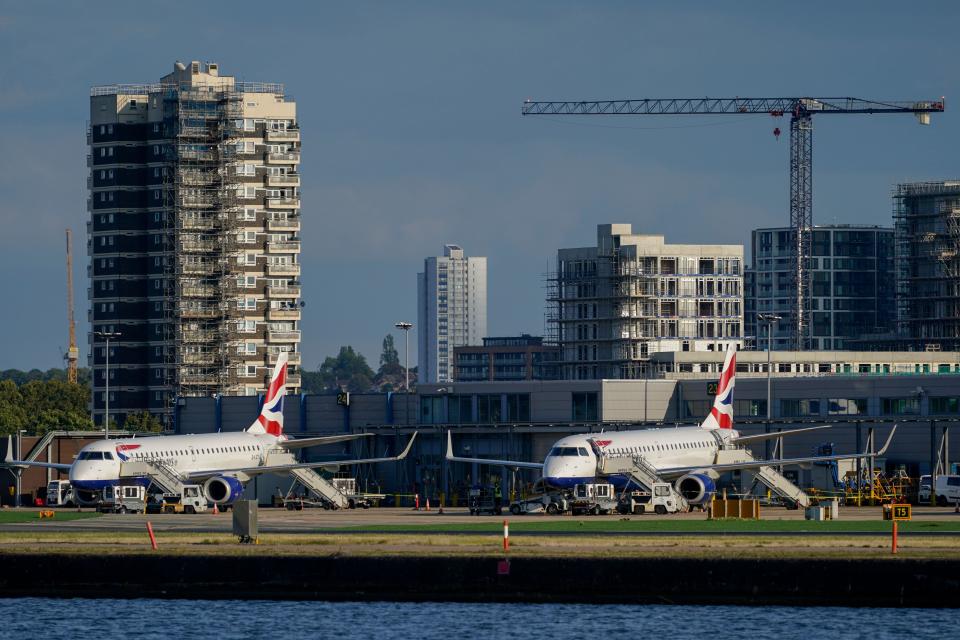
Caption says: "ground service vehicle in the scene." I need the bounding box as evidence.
[46,480,74,507]
[571,483,618,515]
[509,492,569,515]
[468,485,502,515]
[618,483,682,515]
[147,485,208,514]
[924,475,960,506]
[114,485,147,513]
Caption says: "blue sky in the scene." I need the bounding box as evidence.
[0,1,958,370]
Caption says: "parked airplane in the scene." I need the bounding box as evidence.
[446,346,895,506]
[5,352,416,505]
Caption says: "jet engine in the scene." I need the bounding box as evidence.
[675,473,716,505]
[202,476,245,504]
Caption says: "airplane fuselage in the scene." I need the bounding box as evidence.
[542,426,737,489]
[69,432,279,492]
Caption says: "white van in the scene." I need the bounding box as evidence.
[922,475,960,506]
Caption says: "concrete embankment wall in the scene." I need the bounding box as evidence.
[1,555,958,607]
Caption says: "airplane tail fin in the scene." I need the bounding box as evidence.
[700,345,736,430]
[247,351,289,436]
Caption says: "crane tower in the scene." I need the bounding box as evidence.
[65,228,78,384]
[522,96,944,349]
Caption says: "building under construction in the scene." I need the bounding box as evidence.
[547,224,743,380]
[88,61,302,427]
[894,181,960,351]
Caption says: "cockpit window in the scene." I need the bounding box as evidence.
[102,452,114,460]
[549,447,583,457]
[577,448,589,456]
[78,451,105,461]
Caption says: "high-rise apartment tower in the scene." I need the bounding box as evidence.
[88,61,302,427]
[549,224,743,380]
[418,245,487,383]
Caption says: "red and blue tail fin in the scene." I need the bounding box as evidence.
[700,345,736,430]
[247,351,288,436]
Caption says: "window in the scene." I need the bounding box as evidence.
[881,397,920,416]
[572,392,598,421]
[828,398,868,415]
[419,396,444,424]
[734,399,767,417]
[447,395,473,423]
[506,394,530,422]
[477,395,501,423]
[780,399,821,417]
[930,397,960,415]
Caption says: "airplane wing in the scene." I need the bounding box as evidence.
[185,432,418,481]
[445,431,544,470]
[278,433,374,450]
[657,425,897,479]
[0,460,72,472]
[731,425,832,445]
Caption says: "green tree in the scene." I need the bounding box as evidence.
[380,334,400,368]
[124,411,164,433]
[318,346,375,392]
[18,379,93,434]
[0,380,28,436]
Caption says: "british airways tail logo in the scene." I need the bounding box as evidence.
[115,444,141,462]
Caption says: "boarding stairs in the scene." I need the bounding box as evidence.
[597,453,690,512]
[121,458,186,495]
[716,448,811,508]
[267,448,350,509]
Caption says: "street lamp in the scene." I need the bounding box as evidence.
[94,331,121,439]
[757,314,782,469]
[394,322,413,393]
[15,429,25,508]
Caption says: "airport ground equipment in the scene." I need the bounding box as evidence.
[716,448,811,508]
[45,480,74,507]
[597,452,690,512]
[121,458,186,496]
[571,482,619,515]
[523,96,944,349]
[468,485,502,515]
[233,500,258,544]
[509,491,569,515]
[146,485,207,514]
[617,483,683,515]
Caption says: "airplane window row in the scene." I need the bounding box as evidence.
[610,440,713,456]
[129,445,259,460]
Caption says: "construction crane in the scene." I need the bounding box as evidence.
[521,96,945,349]
[65,229,78,384]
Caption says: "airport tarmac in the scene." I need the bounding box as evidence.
[1,505,958,535]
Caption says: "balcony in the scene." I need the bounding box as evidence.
[266,129,300,142]
[181,284,216,298]
[285,374,302,387]
[267,241,300,254]
[267,308,301,320]
[267,152,300,165]
[268,330,301,343]
[267,217,300,231]
[180,307,219,319]
[266,198,300,210]
[267,264,300,276]
[181,352,217,365]
[267,350,301,365]
[266,174,300,187]
[267,285,301,299]
[181,218,216,231]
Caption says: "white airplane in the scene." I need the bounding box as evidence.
[446,346,895,506]
[5,352,417,505]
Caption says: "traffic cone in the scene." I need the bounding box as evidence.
[425,498,431,512]
[212,502,219,515]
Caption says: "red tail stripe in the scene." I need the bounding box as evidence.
[718,353,735,393]
[265,367,287,402]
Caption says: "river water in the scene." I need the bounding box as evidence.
[0,598,955,639]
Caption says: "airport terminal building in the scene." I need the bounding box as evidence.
[170,350,959,502]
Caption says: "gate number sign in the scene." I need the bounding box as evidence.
[892,504,912,521]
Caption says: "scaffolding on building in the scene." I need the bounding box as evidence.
[893,181,960,351]
[159,83,246,420]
